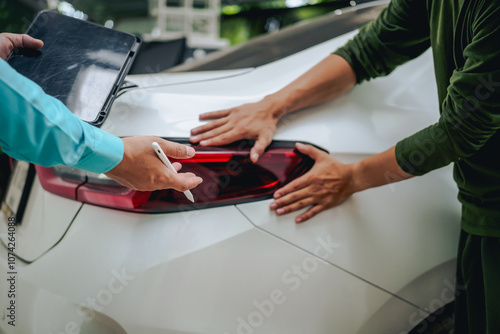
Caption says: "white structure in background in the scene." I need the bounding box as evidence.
[147,0,229,49]
[46,0,88,20]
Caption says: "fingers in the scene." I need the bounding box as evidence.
[192,122,243,146]
[157,138,195,159]
[269,186,322,223]
[270,187,312,213]
[273,171,309,200]
[250,128,274,163]
[198,109,231,120]
[269,173,312,218]
[295,205,325,223]
[152,162,202,191]
[199,130,243,146]
[20,34,44,49]
[269,187,326,223]
[172,162,182,172]
[190,118,228,140]
[166,172,203,192]
[295,142,323,160]
[1,33,43,50]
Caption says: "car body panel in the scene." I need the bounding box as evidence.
[125,68,254,89]
[236,162,461,309]
[0,244,127,334]
[101,31,360,138]
[7,204,420,334]
[0,177,82,262]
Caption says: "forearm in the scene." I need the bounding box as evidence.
[350,146,413,194]
[264,54,357,118]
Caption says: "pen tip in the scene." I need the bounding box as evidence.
[185,191,195,203]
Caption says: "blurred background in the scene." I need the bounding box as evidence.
[1,0,360,47]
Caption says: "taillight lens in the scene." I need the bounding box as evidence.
[36,140,320,213]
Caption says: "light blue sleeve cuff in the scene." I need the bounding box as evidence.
[73,123,124,174]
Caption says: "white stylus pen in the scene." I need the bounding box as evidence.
[152,142,195,203]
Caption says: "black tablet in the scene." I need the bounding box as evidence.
[7,10,141,126]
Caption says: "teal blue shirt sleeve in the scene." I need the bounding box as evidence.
[0,59,124,174]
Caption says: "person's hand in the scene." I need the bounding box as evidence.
[105,136,203,192]
[269,142,355,223]
[0,33,44,60]
[190,99,281,163]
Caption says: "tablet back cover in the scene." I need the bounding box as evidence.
[7,10,141,127]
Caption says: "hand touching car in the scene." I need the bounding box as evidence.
[190,54,357,163]
[269,144,413,223]
[190,96,283,163]
[269,143,356,223]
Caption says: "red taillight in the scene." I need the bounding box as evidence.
[36,140,319,213]
[35,165,85,199]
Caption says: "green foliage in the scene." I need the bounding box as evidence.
[0,0,36,33]
[221,17,252,45]
[221,1,347,46]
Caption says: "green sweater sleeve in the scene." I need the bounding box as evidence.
[335,0,500,176]
[396,2,500,175]
[333,0,431,83]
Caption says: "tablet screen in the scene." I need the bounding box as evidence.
[8,11,140,125]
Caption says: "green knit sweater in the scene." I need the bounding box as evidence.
[334,0,500,236]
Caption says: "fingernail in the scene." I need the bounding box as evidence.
[274,193,281,199]
[276,208,284,215]
[200,140,208,146]
[191,135,199,142]
[270,202,277,210]
[186,146,195,157]
[251,153,259,162]
[296,217,303,223]
[296,142,306,149]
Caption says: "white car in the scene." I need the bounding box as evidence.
[0,2,461,333]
